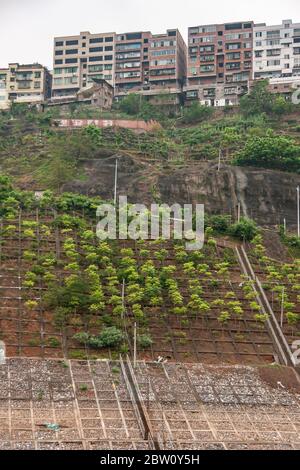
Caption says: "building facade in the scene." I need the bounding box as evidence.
[0,63,52,109]
[253,19,300,81]
[185,21,254,106]
[52,31,115,100]
[53,29,187,104]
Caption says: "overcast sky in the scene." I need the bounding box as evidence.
[0,0,299,69]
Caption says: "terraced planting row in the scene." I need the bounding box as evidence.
[247,235,300,351]
[0,198,278,364]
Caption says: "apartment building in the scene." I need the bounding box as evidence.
[52,31,115,99]
[186,21,254,106]
[115,29,187,103]
[0,63,52,109]
[0,69,9,110]
[253,19,300,81]
[114,31,151,94]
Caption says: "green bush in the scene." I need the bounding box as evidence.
[229,218,258,241]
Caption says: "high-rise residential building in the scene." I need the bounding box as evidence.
[253,19,300,80]
[115,31,151,94]
[53,29,187,104]
[185,21,254,106]
[0,63,52,109]
[52,31,115,100]
[115,29,187,102]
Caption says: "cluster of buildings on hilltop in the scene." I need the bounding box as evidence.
[1,19,300,111]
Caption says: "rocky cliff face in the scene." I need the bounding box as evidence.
[63,154,300,226]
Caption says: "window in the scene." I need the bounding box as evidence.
[90,37,103,44]
[118,61,140,68]
[89,56,103,62]
[255,51,263,58]
[55,41,64,46]
[54,68,63,75]
[105,37,114,42]
[151,40,176,48]
[200,64,215,72]
[226,62,241,70]
[200,36,215,43]
[244,42,252,48]
[294,47,300,55]
[89,47,103,52]
[66,49,78,55]
[105,46,113,51]
[294,38,300,43]
[34,72,41,78]
[200,55,215,62]
[65,58,78,64]
[244,51,252,59]
[150,58,175,66]
[199,45,214,53]
[34,82,41,88]
[54,77,63,85]
[266,39,280,46]
[267,59,281,66]
[55,59,63,65]
[104,64,112,70]
[116,51,141,59]
[125,33,141,40]
[225,23,243,30]
[226,43,241,50]
[64,76,78,84]
[255,32,263,38]
[105,55,113,61]
[256,41,262,47]
[66,40,78,46]
[267,30,280,38]
[149,68,175,76]
[226,52,240,60]
[116,43,141,51]
[89,65,103,72]
[225,33,240,40]
[116,71,140,78]
[65,67,78,74]
[266,49,281,56]
[55,50,63,56]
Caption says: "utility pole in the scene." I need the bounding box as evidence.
[280,287,285,329]
[133,322,137,369]
[114,158,118,206]
[297,186,300,238]
[237,203,241,223]
[121,279,125,320]
[218,147,222,172]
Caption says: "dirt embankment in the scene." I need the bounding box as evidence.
[61,155,300,226]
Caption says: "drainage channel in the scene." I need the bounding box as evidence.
[120,355,161,450]
[236,246,295,368]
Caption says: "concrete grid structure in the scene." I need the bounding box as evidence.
[52,31,115,100]
[0,63,52,109]
[185,21,254,106]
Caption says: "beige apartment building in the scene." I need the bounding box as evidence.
[0,63,52,109]
[52,31,115,100]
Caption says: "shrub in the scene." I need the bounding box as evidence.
[182,103,214,124]
[229,218,258,241]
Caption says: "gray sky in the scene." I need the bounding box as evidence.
[0,0,300,69]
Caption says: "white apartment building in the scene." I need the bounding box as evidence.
[52,31,115,100]
[0,70,9,110]
[253,19,300,80]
